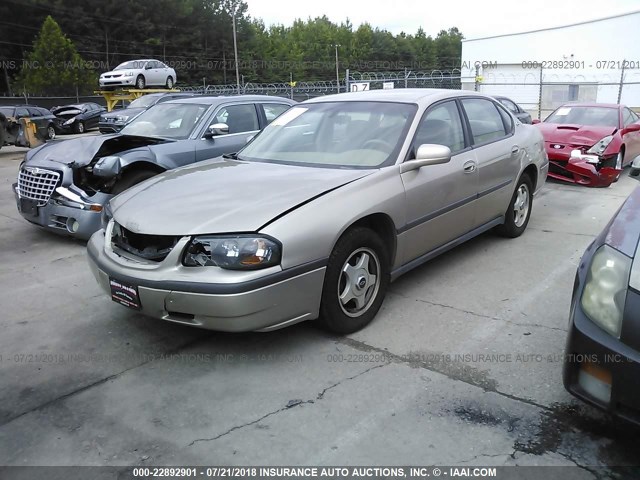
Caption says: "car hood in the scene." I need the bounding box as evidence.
[26,134,171,167]
[101,69,136,76]
[604,186,640,259]
[102,108,145,120]
[110,159,374,235]
[536,123,616,147]
[52,106,83,115]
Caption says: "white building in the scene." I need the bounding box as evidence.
[460,11,640,118]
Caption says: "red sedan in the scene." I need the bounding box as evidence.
[534,103,640,187]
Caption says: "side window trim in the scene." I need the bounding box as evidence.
[494,101,515,135]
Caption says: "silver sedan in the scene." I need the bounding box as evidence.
[88,89,548,334]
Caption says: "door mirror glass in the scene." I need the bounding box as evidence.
[205,123,229,138]
[532,119,541,124]
[401,144,452,173]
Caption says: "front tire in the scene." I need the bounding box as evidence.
[112,169,157,195]
[74,121,85,134]
[46,124,56,139]
[495,174,533,238]
[136,75,146,89]
[318,227,390,334]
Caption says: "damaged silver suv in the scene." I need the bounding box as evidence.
[13,95,296,239]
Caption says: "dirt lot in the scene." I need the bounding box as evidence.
[0,144,638,477]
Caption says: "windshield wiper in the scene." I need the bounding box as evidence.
[222,152,238,160]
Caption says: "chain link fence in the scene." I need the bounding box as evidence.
[462,65,640,119]
[5,67,637,118]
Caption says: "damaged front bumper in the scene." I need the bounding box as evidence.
[14,171,113,240]
[547,149,621,187]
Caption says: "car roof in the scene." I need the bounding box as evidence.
[163,95,297,105]
[302,88,495,104]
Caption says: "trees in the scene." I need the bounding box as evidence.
[1,0,463,94]
[17,16,95,95]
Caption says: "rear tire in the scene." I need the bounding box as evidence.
[318,227,390,334]
[136,75,146,89]
[166,76,174,89]
[495,174,533,238]
[112,169,157,195]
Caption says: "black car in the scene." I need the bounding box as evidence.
[495,96,532,124]
[52,102,106,134]
[0,105,58,140]
[563,159,640,425]
[99,92,195,133]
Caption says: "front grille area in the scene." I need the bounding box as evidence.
[17,168,61,206]
[112,223,179,262]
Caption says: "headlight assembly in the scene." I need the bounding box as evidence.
[587,135,614,156]
[63,118,75,126]
[580,245,631,338]
[183,235,281,270]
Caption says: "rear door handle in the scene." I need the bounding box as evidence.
[463,161,476,173]
[511,146,520,154]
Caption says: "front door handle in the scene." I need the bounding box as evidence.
[511,146,520,154]
[463,161,476,173]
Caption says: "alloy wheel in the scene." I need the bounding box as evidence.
[514,183,530,228]
[338,247,381,318]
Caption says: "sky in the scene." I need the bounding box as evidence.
[244,0,640,39]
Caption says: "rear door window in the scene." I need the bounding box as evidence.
[461,98,509,145]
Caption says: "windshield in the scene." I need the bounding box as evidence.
[129,95,159,109]
[545,106,619,128]
[115,60,145,70]
[121,103,208,139]
[239,102,417,168]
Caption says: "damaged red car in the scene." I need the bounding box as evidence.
[534,103,640,187]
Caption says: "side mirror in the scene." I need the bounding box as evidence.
[630,157,640,178]
[93,156,122,177]
[204,123,229,139]
[145,64,153,70]
[400,144,452,173]
[532,119,541,124]
[621,123,640,135]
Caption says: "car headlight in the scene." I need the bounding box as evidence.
[580,245,631,338]
[125,72,134,77]
[115,115,129,122]
[63,118,75,126]
[183,235,281,270]
[586,135,614,156]
[101,203,113,230]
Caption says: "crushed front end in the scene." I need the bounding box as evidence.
[13,162,110,240]
[546,136,622,187]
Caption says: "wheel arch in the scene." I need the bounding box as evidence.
[119,160,165,177]
[521,163,538,191]
[336,213,398,269]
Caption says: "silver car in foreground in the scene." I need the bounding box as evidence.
[88,89,548,334]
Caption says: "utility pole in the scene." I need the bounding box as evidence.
[232,6,241,95]
[333,44,341,93]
